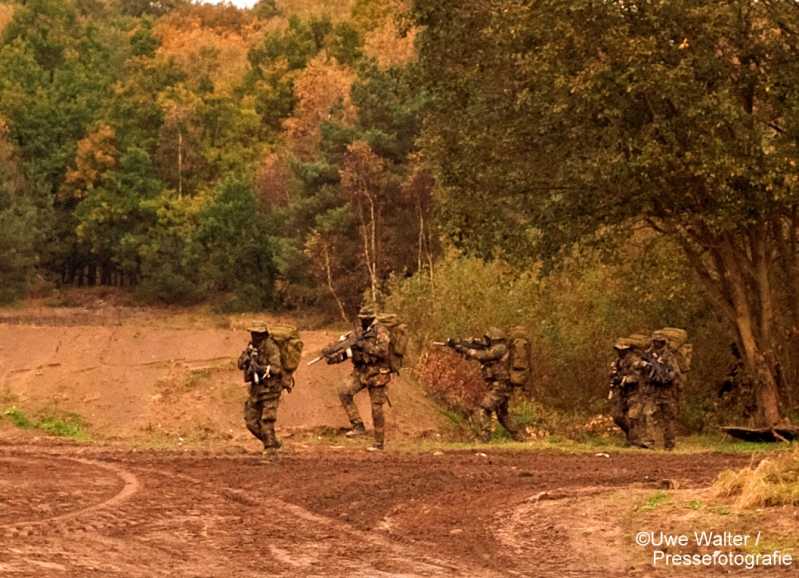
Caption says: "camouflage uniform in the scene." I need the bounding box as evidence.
[717,343,757,425]
[454,328,522,443]
[339,306,392,450]
[608,338,646,446]
[639,332,682,450]
[238,326,285,451]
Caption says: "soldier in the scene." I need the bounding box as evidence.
[608,337,646,446]
[451,327,523,443]
[238,323,287,456]
[338,305,392,451]
[638,330,682,450]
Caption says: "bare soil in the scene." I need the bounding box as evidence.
[0,440,773,577]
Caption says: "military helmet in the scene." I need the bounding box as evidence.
[613,337,632,350]
[358,305,377,319]
[484,327,505,342]
[247,322,268,334]
[651,330,669,344]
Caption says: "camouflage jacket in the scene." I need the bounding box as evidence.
[456,341,510,382]
[237,337,283,393]
[353,321,391,373]
[642,346,682,389]
[609,351,643,390]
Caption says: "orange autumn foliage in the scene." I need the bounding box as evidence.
[0,4,13,36]
[153,17,251,92]
[281,53,357,160]
[59,126,118,203]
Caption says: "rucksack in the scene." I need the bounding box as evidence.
[508,326,533,391]
[641,351,673,386]
[376,313,409,374]
[659,327,692,372]
[269,323,304,374]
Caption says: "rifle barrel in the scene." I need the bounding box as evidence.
[306,356,323,366]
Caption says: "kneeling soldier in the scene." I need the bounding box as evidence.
[452,327,523,443]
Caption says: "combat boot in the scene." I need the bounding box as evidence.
[261,447,279,461]
[345,422,366,437]
[367,430,384,451]
[262,428,282,450]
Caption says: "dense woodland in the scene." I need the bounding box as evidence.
[2,0,799,429]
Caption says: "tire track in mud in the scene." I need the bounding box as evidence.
[0,455,139,530]
[0,447,496,577]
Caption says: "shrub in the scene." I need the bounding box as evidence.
[384,239,733,424]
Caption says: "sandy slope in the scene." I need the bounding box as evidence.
[0,319,448,446]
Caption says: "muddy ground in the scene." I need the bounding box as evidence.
[2,440,782,578]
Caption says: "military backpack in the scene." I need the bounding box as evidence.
[508,326,533,392]
[269,323,304,374]
[659,327,692,373]
[376,313,409,374]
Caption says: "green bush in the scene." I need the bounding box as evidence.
[385,238,733,425]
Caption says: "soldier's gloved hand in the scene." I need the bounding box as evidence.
[446,338,455,348]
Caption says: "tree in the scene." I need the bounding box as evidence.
[0,125,40,302]
[414,0,799,426]
[340,140,385,302]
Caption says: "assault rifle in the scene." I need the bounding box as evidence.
[637,352,674,386]
[242,344,271,385]
[432,338,488,351]
[307,328,377,366]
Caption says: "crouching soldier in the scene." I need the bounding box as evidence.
[238,323,286,456]
[451,327,523,443]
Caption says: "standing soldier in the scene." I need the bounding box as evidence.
[451,327,523,443]
[608,336,646,446]
[338,305,392,451]
[238,323,286,456]
[639,330,682,450]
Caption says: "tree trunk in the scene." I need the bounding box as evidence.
[720,236,783,427]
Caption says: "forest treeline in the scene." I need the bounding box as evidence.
[0,0,426,313]
[2,0,799,429]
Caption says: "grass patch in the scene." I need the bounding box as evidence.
[5,406,35,429]
[715,449,799,509]
[39,414,89,440]
[640,491,671,512]
[3,407,89,441]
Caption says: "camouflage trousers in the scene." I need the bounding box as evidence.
[244,383,283,449]
[609,387,630,434]
[479,380,521,442]
[624,392,649,448]
[610,385,647,447]
[640,386,677,450]
[339,370,390,447]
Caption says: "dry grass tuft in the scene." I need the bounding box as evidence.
[715,449,799,509]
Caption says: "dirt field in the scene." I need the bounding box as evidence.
[0,307,796,576]
[1,440,777,578]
